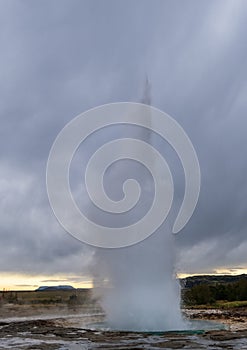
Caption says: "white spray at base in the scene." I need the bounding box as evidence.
[90,80,186,331]
[92,231,185,331]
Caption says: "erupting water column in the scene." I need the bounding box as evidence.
[91,80,186,331]
[47,75,200,331]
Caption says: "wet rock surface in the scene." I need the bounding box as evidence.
[183,307,247,331]
[0,318,246,349]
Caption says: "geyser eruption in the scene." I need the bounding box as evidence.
[93,230,184,331]
[90,80,185,331]
[47,73,200,330]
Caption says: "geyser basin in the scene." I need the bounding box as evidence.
[86,319,227,333]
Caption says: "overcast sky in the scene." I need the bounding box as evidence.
[0,0,247,285]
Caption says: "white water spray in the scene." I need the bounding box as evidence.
[91,80,185,331]
[47,74,200,330]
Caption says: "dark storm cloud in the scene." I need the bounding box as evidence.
[0,0,247,275]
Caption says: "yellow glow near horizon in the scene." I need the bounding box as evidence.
[0,273,93,291]
[178,268,247,279]
[1,268,246,291]
[214,268,247,275]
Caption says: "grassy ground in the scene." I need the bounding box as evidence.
[187,300,247,309]
[0,289,92,306]
[0,289,101,319]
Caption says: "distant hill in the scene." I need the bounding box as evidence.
[181,274,247,289]
[181,274,247,305]
[35,285,75,291]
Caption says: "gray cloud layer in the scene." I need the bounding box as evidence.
[0,0,247,276]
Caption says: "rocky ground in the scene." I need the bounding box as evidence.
[0,306,246,349]
[183,307,247,331]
